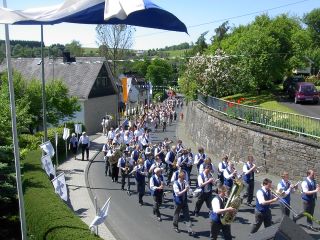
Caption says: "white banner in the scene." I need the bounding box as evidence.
[74,124,82,134]
[52,173,68,202]
[90,197,111,228]
[40,141,55,157]
[63,128,70,140]
[41,155,55,177]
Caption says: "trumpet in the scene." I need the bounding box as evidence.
[255,165,265,174]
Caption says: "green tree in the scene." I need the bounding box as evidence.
[65,40,84,57]
[190,31,209,55]
[26,79,81,132]
[0,71,32,239]
[96,24,135,76]
[303,8,320,46]
[146,59,173,86]
[207,14,309,93]
[12,44,24,57]
[131,58,151,77]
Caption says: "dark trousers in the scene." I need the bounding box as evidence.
[105,157,111,176]
[218,173,224,186]
[153,194,163,217]
[194,192,212,214]
[210,221,232,240]
[250,209,272,233]
[111,164,119,182]
[121,170,128,190]
[243,180,254,204]
[167,165,175,185]
[173,201,190,228]
[295,200,316,225]
[137,179,145,203]
[280,202,290,217]
[162,122,166,132]
[81,144,89,160]
[71,146,77,155]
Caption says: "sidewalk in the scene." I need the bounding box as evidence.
[58,134,116,240]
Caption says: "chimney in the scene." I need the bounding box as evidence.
[63,52,76,63]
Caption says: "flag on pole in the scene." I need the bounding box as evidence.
[63,127,70,140]
[74,124,82,134]
[41,154,55,177]
[89,197,111,228]
[52,173,68,201]
[40,140,55,157]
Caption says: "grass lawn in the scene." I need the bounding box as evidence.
[163,49,190,57]
[223,89,298,114]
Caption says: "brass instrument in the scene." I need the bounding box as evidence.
[221,176,244,225]
[269,187,299,216]
[172,158,178,169]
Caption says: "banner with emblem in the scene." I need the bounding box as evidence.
[90,197,111,228]
[52,173,68,201]
[63,128,70,140]
[41,154,55,177]
[40,141,55,157]
[74,123,82,134]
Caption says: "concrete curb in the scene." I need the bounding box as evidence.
[85,137,119,240]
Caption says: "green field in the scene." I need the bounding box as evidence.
[163,49,191,57]
[83,47,99,56]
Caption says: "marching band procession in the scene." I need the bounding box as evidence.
[96,98,319,240]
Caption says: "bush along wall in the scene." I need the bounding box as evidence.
[23,150,101,240]
[19,122,85,165]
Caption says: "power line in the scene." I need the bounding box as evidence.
[135,0,311,38]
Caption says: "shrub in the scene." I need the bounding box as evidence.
[23,150,101,240]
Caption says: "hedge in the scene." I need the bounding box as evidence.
[24,150,101,240]
[20,122,85,165]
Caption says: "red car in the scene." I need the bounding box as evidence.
[289,82,319,104]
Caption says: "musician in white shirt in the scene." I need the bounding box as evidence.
[172,171,194,236]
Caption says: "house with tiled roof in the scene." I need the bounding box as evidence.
[0,56,119,134]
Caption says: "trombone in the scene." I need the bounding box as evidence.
[270,183,300,217]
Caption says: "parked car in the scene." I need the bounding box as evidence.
[283,75,304,93]
[288,82,319,104]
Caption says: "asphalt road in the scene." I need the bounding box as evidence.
[280,98,320,119]
[87,120,320,240]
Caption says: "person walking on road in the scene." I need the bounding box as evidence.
[293,169,319,230]
[276,171,298,217]
[150,167,164,222]
[79,132,90,161]
[210,185,235,240]
[242,155,257,207]
[172,171,195,236]
[193,164,215,217]
[250,178,279,234]
[131,159,148,206]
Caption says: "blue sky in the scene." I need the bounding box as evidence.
[0,0,319,50]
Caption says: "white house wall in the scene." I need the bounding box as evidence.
[84,95,118,134]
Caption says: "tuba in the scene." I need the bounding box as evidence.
[221,177,244,225]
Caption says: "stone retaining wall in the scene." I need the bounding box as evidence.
[185,102,320,182]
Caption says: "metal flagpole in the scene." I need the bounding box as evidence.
[3,1,27,239]
[40,25,48,141]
